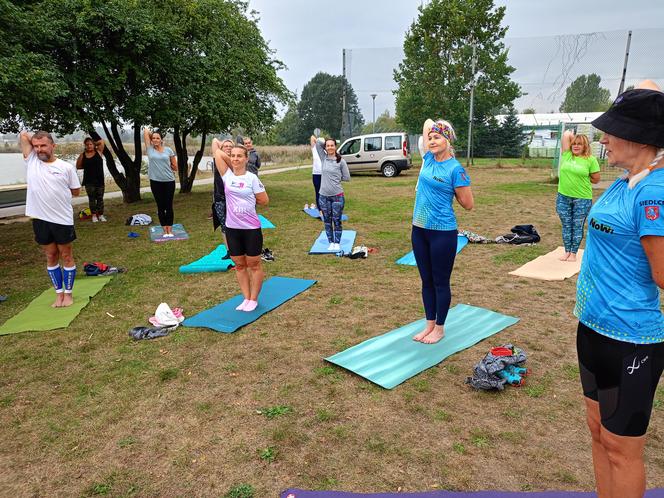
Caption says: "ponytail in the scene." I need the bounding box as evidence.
[628,148,664,189]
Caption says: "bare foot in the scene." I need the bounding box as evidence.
[567,253,577,262]
[52,293,64,308]
[61,293,74,307]
[421,325,445,344]
[558,252,571,261]
[413,320,435,341]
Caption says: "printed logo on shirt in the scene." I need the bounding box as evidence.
[639,199,664,207]
[645,206,660,220]
[432,176,445,183]
[231,180,245,189]
[589,218,615,234]
[460,172,468,182]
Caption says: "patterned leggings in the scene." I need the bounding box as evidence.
[556,193,592,254]
[85,184,105,215]
[319,194,345,243]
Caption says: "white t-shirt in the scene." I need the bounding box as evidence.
[25,151,81,226]
[312,145,322,175]
[222,169,265,229]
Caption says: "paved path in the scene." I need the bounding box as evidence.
[0,165,303,219]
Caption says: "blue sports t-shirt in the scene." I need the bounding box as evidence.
[575,169,664,344]
[412,152,471,231]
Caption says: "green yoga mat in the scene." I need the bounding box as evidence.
[0,276,112,335]
[325,304,519,389]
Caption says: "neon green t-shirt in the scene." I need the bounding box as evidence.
[558,150,600,199]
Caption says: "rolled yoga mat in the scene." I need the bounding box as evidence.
[309,230,356,254]
[508,247,584,281]
[0,276,113,335]
[280,489,664,498]
[183,276,316,333]
[303,207,348,221]
[396,235,469,265]
[149,223,189,242]
[325,304,519,389]
[179,245,234,274]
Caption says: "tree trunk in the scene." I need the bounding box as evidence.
[101,120,142,202]
[173,127,206,194]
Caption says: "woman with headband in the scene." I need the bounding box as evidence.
[575,80,664,497]
[411,119,473,344]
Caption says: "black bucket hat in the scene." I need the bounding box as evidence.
[591,89,664,148]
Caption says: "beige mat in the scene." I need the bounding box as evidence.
[508,247,584,281]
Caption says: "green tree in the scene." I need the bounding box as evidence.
[559,74,612,112]
[0,0,289,200]
[273,105,303,145]
[361,110,401,134]
[394,0,520,148]
[522,108,536,114]
[498,105,525,157]
[297,72,363,141]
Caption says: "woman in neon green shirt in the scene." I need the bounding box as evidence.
[556,131,601,261]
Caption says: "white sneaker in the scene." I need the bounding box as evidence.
[304,204,309,210]
[99,215,107,222]
[333,243,341,251]
[327,242,336,251]
[92,214,99,223]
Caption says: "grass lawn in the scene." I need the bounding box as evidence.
[1,164,662,497]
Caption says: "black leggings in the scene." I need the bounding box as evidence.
[150,180,175,226]
[577,322,664,437]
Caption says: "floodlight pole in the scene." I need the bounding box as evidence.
[617,30,632,96]
[370,94,377,133]
[466,41,477,167]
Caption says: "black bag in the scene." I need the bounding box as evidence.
[496,225,540,244]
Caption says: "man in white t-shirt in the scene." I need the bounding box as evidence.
[20,131,81,308]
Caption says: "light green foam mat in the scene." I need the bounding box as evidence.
[0,276,112,335]
[325,304,519,389]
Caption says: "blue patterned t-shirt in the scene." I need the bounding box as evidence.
[575,169,664,344]
[412,152,471,231]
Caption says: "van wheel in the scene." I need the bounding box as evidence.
[381,162,398,178]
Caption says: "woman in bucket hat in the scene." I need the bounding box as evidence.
[575,80,664,497]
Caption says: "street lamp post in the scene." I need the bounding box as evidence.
[370,94,377,133]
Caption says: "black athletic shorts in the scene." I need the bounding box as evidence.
[577,321,664,437]
[32,219,77,245]
[225,227,263,257]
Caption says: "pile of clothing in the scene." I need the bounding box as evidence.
[125,214,152,226]
[83,261,125,276]
[129,303,185,340]
[466,344,529,390]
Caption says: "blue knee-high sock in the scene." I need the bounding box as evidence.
[63,266,76,293]
[47,265,63,293]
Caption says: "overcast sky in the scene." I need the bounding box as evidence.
[247,0,664,118]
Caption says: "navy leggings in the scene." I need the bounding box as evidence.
[411,225,457,325]
[312,174,321,208]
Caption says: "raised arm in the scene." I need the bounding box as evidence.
[143,127,152,151]
[561,130,574,153]
[76,152,84,169]
[95,138,105,156]
[421,119,435,154]
[635,79,662,91]
[211,138,230,175]
[19,131,33,158]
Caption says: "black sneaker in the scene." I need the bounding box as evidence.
[261,248,274,262]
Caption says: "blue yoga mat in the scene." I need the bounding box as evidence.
[149,223,189,242]
[325,304,519,389]
[280,489,664,498]
[303,207,348,221]
[183,276,316,333]
[259,215,275,229]
[396,235,469,266]
[309,230,356,254]
[179,245,234,274]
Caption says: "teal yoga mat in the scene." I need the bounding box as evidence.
[183,276,316,333]
[179,245,234,274]
[325,304,519,389]
[259,215,275,229]
[149,223,189,242]
[396,235,469,266]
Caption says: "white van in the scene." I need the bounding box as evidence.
[338,132,412,177]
